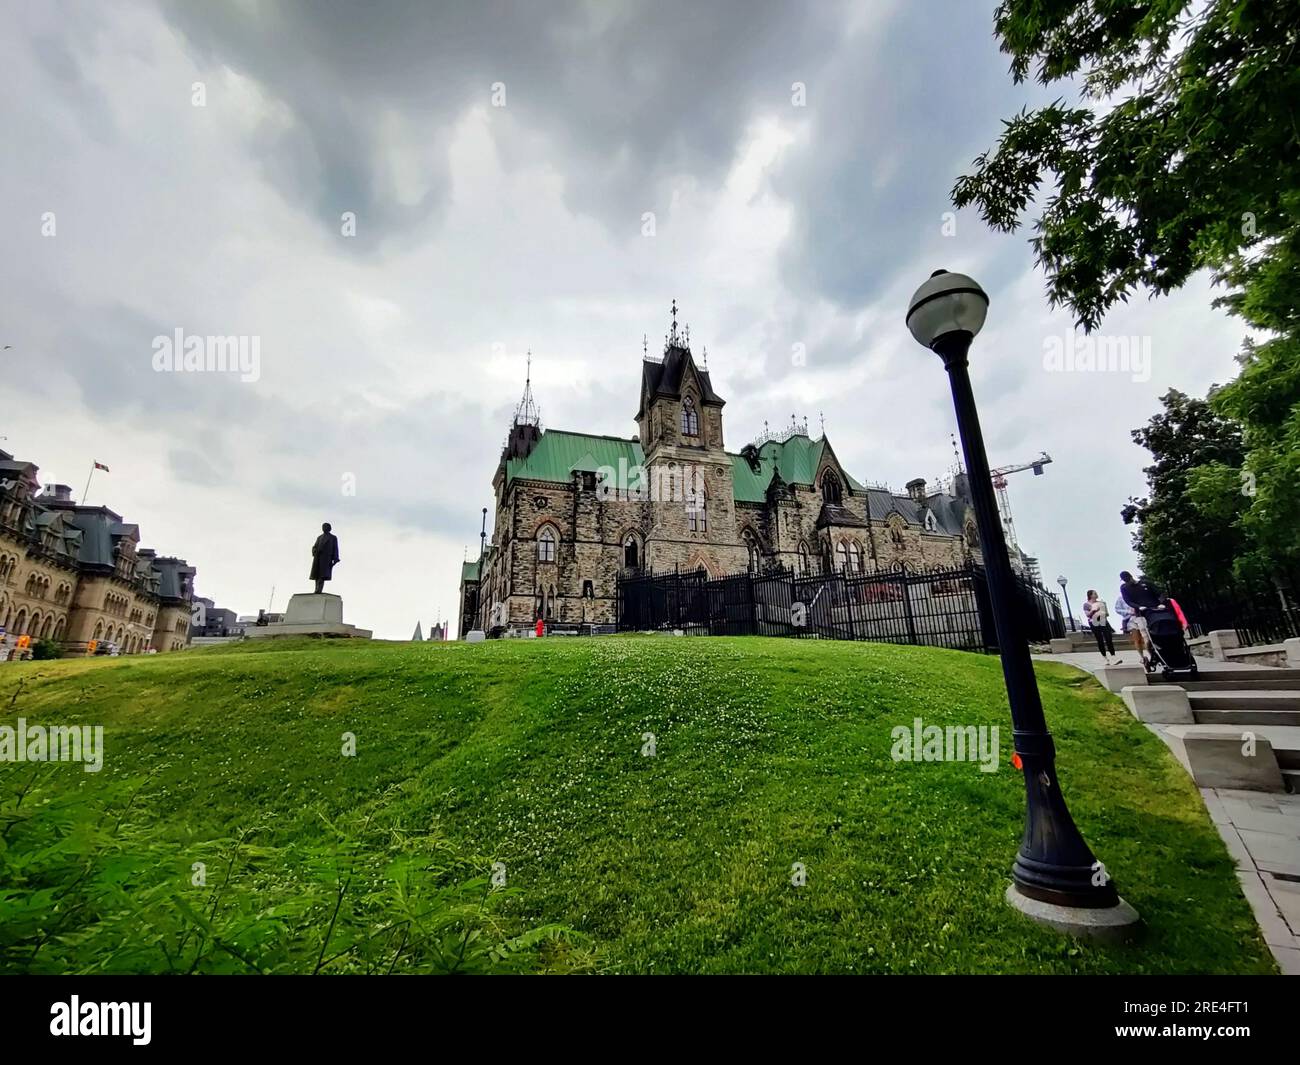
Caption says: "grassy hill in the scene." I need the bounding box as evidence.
[0,635,1276,974]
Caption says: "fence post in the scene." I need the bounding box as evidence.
[900,565,918,645]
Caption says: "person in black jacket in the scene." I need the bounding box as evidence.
[1120,570,1164,667]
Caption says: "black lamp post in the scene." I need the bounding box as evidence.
[1057,575,1077,632]
[906,270,1121,911]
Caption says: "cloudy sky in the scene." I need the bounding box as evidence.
[2,0,1247,638]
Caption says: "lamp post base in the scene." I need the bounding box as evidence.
[1005,884,1141,943]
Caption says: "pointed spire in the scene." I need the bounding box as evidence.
[819,411,825,437]
[702,345,708,369]
[511,350,540,427]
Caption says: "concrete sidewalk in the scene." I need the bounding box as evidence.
[1034,651,1300,975]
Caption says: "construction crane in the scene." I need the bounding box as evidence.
[989,452,1052,557]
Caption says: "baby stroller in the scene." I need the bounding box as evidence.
[1141,604,1198,680]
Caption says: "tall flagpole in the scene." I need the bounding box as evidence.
[81,462,96,505]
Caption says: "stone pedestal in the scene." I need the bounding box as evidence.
[1165,725,1285,792]
[1209,629,1240,661]
[1121,684,1194,723]
[1286,638,1300,668]
[245,593,372,639]
[1097,663,1148,693]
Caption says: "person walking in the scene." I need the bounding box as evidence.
[1120,570,1164,669]
[1083,589,1122,664]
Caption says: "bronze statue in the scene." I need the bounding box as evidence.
[310,522,340,594]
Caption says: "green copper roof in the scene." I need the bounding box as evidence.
[729,434,867,503]
[506,431,646,486]
[461,561,480,582]
[506,429,868,505]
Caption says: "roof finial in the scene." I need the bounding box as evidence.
[642,333,648,359]
[819,411,825,436]
[702,344,708,369]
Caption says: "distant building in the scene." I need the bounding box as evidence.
[0,451,196,653]
[190,597,243,638]
[459,308,1018,637]
[458,561,481,637]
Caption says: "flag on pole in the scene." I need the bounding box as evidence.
[93,461,110,472]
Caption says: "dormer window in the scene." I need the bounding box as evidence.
[924,510,938,533]
[681,396,699,437]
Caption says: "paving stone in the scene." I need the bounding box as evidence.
[1224,806,1300,837]
[1272,946,1300,976]
[1215,822,1255,872]
[1268,879,1300,935]
[1238,829,1300,878]
[1236,872,1299,949]
[1199,788,1231,826]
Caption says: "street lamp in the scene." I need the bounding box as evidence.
[1056,574,1077,632]
[907,269,1136,932]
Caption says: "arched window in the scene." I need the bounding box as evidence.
[537,526,556,563]
[687,481,707,533]
[54,617,66,640]
[743,530,759,573]
[680,396,699,437]
[797,543,810,576]
[847,541,863,573]
[821,471,843,505]
[623,533,639,570]
[964,520,979,550]
[93,620,103,640]
[835,542,849,572]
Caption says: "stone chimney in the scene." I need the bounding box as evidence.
[906,478,926,504]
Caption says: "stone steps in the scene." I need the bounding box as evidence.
[1155,667,1300,686]
[1176,678,1300,691]
[1162,723,1300,793]
[1189,691,1300,728]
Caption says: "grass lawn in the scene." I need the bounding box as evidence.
[0,635,1276,974]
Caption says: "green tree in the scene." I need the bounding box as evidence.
[1120,389,1246,586]
[951,0,1300,331]
[1208,233,1300,575]
[956,0,1300,576]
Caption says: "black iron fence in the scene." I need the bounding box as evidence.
[1171,570,1300,647]
[617,562,1065,652]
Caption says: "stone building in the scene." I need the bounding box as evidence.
[460,313,1022,637]
[0,450,196,654]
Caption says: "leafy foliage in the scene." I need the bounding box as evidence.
[0,774,581,975]
[959,1,1300,577]
[1119,389,1247,584]
[952,0,1300,332]
[30,639,63,661]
